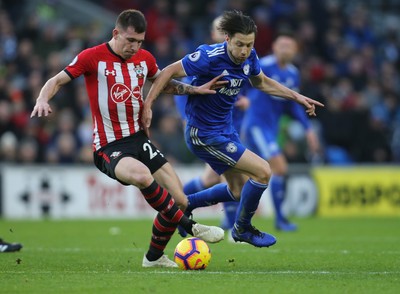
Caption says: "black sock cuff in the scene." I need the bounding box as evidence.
[180,218,196,236]
[146,248,164,262]
[140,180,158,195]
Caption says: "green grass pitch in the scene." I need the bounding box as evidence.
[1,217,399,293]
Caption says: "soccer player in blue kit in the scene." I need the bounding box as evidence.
[174,16,246,234]
[143,10,323,247]
[242,32,320,231]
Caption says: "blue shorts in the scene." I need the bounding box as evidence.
[185,125,246,175]
[242,124,281,160]
[174,94,188,120]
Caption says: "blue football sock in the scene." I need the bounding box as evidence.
[187,183,235,211]
[183,177,205,195]
[270,175,285,222]
[223,201,239,229]
[235,179,268,228]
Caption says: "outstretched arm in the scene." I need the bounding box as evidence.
[249,72,324,116]
[142,61,226,132]
[30,71,72,118]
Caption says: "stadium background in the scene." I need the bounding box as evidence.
[0,0,399,219]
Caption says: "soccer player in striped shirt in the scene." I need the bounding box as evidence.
[31,9,225,267]
[143,10,323,248]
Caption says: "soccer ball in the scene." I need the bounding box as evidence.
[174,237,211,270]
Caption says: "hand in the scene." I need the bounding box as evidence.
[30,98,52,118]
[295,93,324,116]
[234,95,250,111]
[141,103,152,137]
[194,74,228,95]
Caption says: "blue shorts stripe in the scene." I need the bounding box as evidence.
[190,127,237,166]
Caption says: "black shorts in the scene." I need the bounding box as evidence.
[93,131,168,185]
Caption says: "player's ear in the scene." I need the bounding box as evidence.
[225,35,230,42]
[112,28,119,40]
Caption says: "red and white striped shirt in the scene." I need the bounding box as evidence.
[64,43,158,151]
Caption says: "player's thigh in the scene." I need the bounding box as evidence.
[114,157,153,189]
[152,162,188,210]
[233,149,272,183]
[268,154,288,176]
[201,164,221,188]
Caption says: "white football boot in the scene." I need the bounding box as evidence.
[142,254,178,268]
[192,223,224,243]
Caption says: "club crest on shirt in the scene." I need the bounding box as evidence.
[188,51,201,62]
[243,64,250,75]
[134,65,144,79]
[226,142,237,153]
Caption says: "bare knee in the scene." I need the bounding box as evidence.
[131,172,154,189]
[115,160,154,189]
[252,164,272,184]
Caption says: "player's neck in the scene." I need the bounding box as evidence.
[108,39,118,54]
[227,49,242,65]
[277,59,289,68]
[108,39,125,59]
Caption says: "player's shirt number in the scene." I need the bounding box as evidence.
[143,142,164,159]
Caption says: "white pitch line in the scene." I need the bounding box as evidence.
[125,270,400,275]
[20,248,400,255]
[22,247,144,252]
[1,270,399,276]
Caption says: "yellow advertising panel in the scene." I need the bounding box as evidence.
[313,167,400,216]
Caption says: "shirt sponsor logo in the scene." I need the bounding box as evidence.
[131,85,142,100]
[110,83,132,103]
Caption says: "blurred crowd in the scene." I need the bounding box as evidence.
[0,0,399,165]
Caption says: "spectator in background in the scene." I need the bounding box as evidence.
[144,0,176,52]
[18,137,39,163]
[0,131,18,162]
[46,108,81,163]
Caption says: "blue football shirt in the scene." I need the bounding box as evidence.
[243,54,310,138]
[181,42,261,133]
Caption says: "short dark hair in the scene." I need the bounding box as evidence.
[116,9,147,33]
[274,29,297,42]
[218,10,257,37]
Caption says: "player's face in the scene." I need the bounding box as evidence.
[273,36,298,65]
[113,26,145,60]
[226,33,255,64]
